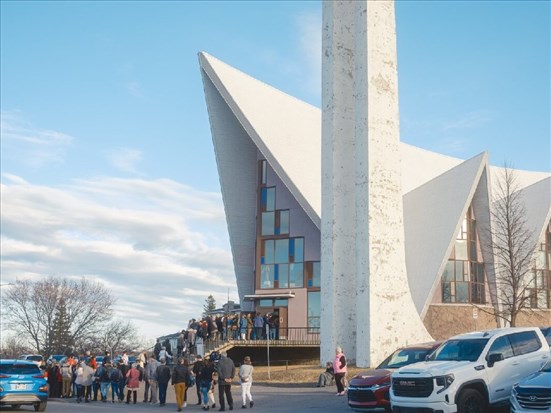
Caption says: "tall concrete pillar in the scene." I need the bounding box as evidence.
[321,0,432,368]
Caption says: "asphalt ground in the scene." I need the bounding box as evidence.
[0,382,355,413]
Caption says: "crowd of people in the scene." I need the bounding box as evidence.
[165,312,282,359]
[43,348,255,411]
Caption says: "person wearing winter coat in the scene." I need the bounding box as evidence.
[238,356,254,409]
[333,347,348,396]
[172,357,191,412]
[216,352,235,411]
[156,358,172,406]
[125,363,141,404]
[144,354,158,404]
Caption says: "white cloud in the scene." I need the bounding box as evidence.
[442,110,495,131]
[125,82,143,98]
[0,175,237,342]
[0,111,73,168]
[107,148,143,173]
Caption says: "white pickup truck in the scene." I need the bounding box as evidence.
[390,327,550,413]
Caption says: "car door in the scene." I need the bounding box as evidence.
[509,330,550,379]
[484,334,517,404]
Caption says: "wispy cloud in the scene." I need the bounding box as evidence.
[0,175,236,341]
[125,81,143,98]
[0,111,73,168]
[108,147,143,174]
[442,110,495,131]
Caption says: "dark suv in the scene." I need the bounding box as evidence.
[347,341,441,412]
[0,359,48,411]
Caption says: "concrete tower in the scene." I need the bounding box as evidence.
[321,0,432,368]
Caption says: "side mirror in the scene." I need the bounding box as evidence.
[487,353,504,368]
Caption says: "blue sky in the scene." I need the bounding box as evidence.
[1,1,549,344]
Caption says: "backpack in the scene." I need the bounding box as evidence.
[186,373,196,388]
[101,366,111,382]
[110,368,122,382]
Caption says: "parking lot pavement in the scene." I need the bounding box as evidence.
[0,383,352,412]
[0,384,512,413]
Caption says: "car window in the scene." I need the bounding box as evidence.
[509,331,542,355]
[378,348,433,369]
[487,335,514,360]
[0,363,40,375]
[431,339,489,362]
[27,355,42,361]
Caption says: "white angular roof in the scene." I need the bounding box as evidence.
[199,52,551,313]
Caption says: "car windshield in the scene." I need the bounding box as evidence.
[429,339,489,362]
[1,363,40,375]
[27,356,42,361]
[541,359,551,373]
[378,348,434,369]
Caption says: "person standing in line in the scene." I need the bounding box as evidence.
[238,356,254,409]
[245,314,253,341]
[216,351,235,411]
[239,314,247,340]
[82,360,95,403]
[109,364,122,403]
[253,313,264,340]
[193,355,205,405]
[117,360,129,402]
[154,338,162,361]
[333,346,347,396]
[74,362,85,403]
[172,357,190,412]
[144,354,159,404]
[156,357,172,406]
[60,361,72,398]
[199,359,216,411]
[125,363,141,404]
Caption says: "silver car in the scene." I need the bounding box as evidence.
[510,358,551,412]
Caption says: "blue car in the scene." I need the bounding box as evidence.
[0,359,48,411]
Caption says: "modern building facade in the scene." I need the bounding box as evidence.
[198,3,551,367]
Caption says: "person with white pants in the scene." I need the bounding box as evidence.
[239,356,254,409]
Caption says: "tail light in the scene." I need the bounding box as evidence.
[38,385,48,393]
[0,374,9,378]
[32,374,45,378]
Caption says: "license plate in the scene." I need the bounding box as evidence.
[14,384,27,390]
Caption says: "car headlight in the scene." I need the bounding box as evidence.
[435,374,454,393]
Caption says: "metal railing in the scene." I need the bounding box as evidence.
[202,327,320,355]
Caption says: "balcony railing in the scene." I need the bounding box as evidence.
[202,327,320,355]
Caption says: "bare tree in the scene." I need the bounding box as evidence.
[0,334,31,358]
[490,166,538,326]
[3,276,114,354]
[89,319,143,355]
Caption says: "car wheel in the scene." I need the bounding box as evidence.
[34,401,47,412]
[457,389,486,413]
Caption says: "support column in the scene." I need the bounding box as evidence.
[322,0,432,368]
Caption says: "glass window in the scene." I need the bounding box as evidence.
[509,331,542,355]
[279,210,290,235]
[290,263,304,288]
[261,160,267,185]
[259,299,272,307]
[261,264,274,289]
[455,240,468,260]
[275,239,289,264]
[274,299,288,307]
[278,264,289,288]
[312,262,321,287]
[264,240,274,264]
[266,187,275,212]
[308,291,320,329]
[487,335,514,359]
[443,262,455,282]
[456,282,469,303]
[442,282,452,302]
[294,238,304,262]
[262,212,275,236]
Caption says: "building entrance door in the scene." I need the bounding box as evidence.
[275,307,287,339]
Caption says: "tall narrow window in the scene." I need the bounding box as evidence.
[308,291,321,330]
[441,205,486,304]
[260,160,267,185]
[529,220,551,309]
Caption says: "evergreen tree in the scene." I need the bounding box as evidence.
[203,295,216,317]
[50,297,73,355]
